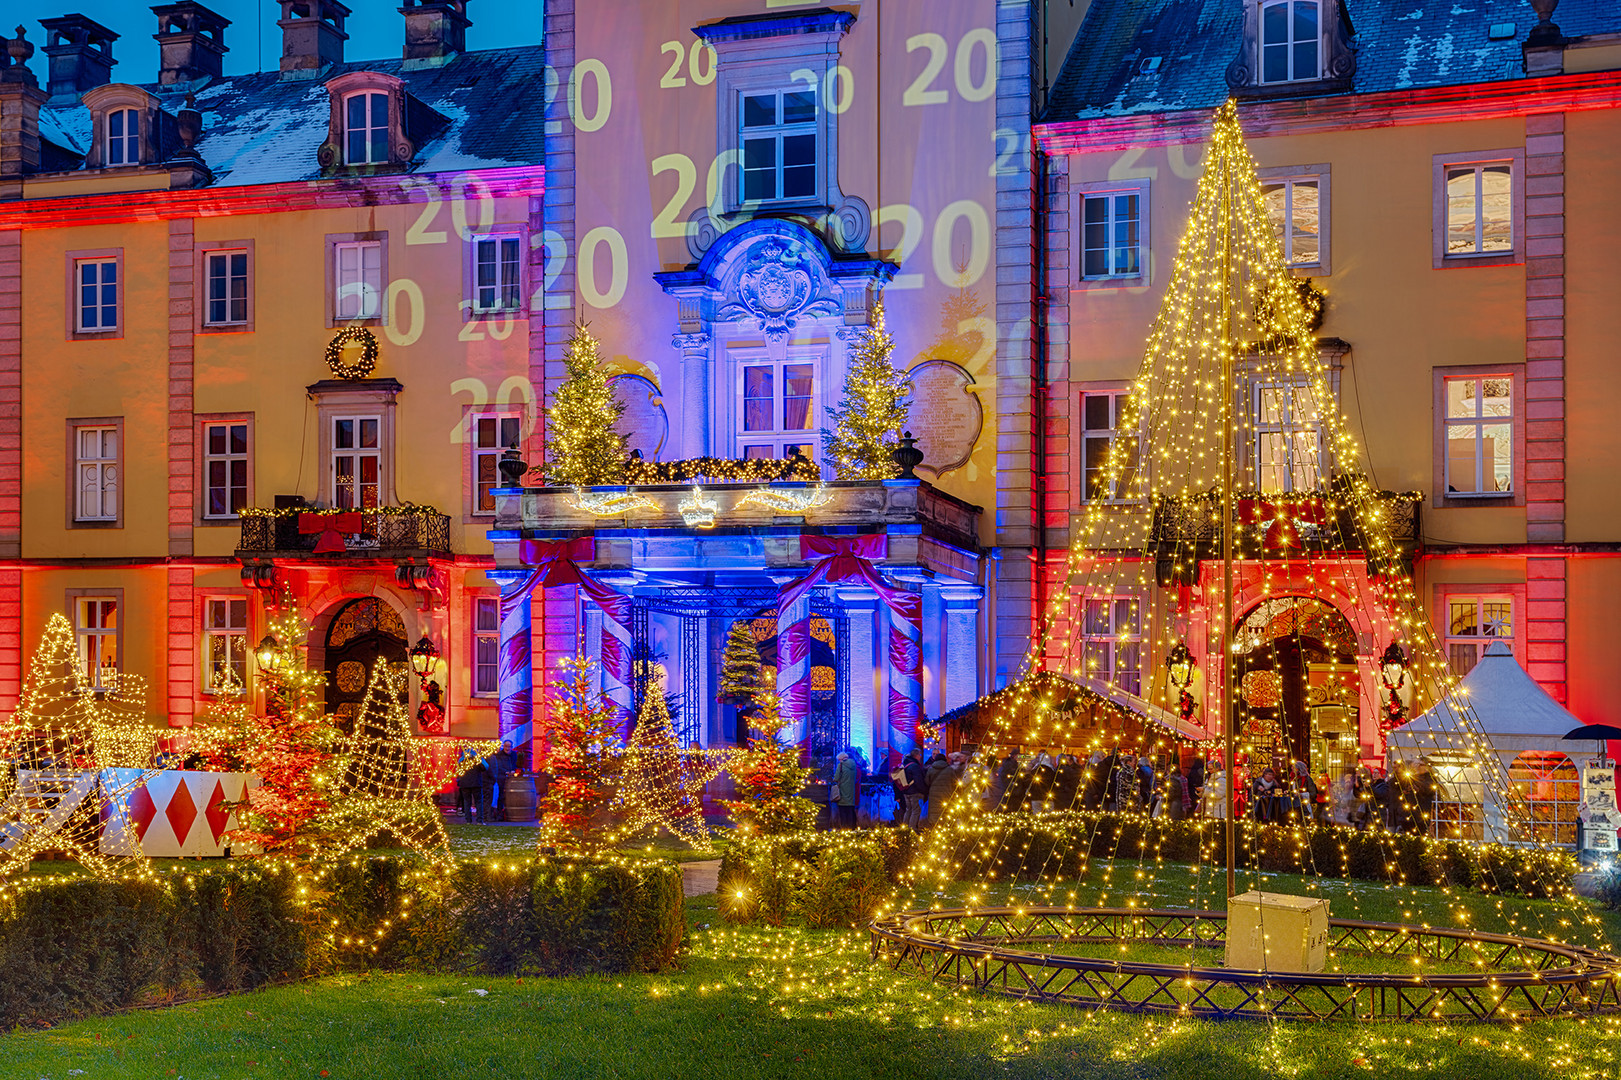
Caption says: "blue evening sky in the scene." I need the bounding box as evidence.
[11,1,544,80]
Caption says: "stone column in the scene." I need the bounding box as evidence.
[166,217,196,727]
[940,586,985,714]
[674,332,711,459]
[495,574,535,744]
[775,586,812,745]
[839,589,880,764]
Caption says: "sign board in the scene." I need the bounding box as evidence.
[1580,764,1620,854]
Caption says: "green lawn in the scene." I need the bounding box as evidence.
[0,859,1617,1080]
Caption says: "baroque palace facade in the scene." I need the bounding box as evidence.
[1,0,1618,789]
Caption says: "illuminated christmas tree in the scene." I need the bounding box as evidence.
[537,656,623,854]
[545,322,627,486]
[720,685,814,836]
[824,300,911,479]
[618,666,715,849]
[717,620,762,707]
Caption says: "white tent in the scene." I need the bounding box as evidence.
[1388,639,1589,845]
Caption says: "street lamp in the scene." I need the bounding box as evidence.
[410,634,440,692]
[255,634,282,679]
[1166,641,1196,723]
[1380,641,1409,728]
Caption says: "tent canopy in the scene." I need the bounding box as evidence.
[1392,640,1580,741]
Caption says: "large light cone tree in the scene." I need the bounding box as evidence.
[914,100,1540,904]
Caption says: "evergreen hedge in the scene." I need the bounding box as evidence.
[717,812,1577,928]
[0,856,683,1030]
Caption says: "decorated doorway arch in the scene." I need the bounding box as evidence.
[323,596,409,734]
[1233,595,1360,778]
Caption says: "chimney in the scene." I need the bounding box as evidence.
[152,2,229,87]
[39,15,118,102]
[400,1,469,64]
[277,0,349,77]
[0,27,45,185]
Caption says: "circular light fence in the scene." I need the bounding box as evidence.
[869,907,1621,1022]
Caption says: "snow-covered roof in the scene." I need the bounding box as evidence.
[1393,640,1580,741]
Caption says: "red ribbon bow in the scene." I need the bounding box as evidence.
[519,536,597,587]
[298,512,364,554]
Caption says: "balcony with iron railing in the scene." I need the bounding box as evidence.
[236,499,451,559]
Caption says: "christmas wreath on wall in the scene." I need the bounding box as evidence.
[326,326,379,380]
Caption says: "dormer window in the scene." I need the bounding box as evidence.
[105,108,141,165]
[344,90,388,165]
[1261,0,1320,83]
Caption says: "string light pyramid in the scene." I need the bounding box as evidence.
[899,102,1611,1010]
[617,665,720,849]
[0,614,159,879]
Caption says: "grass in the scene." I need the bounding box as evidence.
[0,858,1617,1079]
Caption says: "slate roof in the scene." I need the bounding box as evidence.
[36,47,547,185]
[1045,0,1621,121]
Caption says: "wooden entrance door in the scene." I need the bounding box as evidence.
[324,597,409,735]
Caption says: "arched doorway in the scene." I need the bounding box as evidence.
[1233,596,1359,779]
[324,596,409,734]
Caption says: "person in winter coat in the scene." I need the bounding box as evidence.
[1252,767,1280,823]
[1027,751,1056,812]
[833,752,859,829]
[456,748,488,825]
[1081,751,1108,810]
[1186,758,1207,815]
[900,748,927,831]
[1138,757,1156,809]
[1053,754,1082,811]
[488,739,516,822]
[988,749,1018,811]
[1204,767,1228,819]
[1329,769,1356,827]
[923,752,957,827]
[1163,766,1189,821]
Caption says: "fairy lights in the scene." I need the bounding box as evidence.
[568,486,658,517]
[735,482,834,514]
[678,484,719,528]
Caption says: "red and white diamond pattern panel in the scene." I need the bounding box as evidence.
[101,771,257,857]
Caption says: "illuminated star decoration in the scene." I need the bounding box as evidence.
[615,667,728,849]
[678,484,719,528]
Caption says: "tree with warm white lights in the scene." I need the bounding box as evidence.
[545,322,627,487]
[619,668,714,849]
[720,684,814,836]
[824,300,911,479]
[717,620,763,708]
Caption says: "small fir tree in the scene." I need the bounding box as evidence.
[537,656,623,854]
[720,684,815,836]
[545,322,628,486]
[824,300,911,479]
[619,667,712,848]
[717,620,763,708]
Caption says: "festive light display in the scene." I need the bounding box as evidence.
[616,667,719,849]
[324,325,380,379]
[0,614,159,879]
[824,300,912,480]
[888,100,1612,1020]
[720,685,815,836]
[236,502,443,518]
[735,482,833,514]
[545,322,628,487]
[567,486,659,517]
[623,455,820,485]
[717,620,763,708]
[678,484,719,528]
[537,657,624,854]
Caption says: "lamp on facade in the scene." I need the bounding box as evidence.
[1166,641,1197,723]
[1380,641,1409,728]
[410,634,440,692]
[255,634,282,679]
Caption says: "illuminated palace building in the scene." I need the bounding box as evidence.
[3,0,1620,789]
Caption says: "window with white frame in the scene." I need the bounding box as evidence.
[1254,378,1323,493]
[75,597,119,691]
[472,414,522,514]
[203,596,248,694]
[203,420,249,519]
[74,424,119,522]
[1260,0,1321,83]
[1081,188,1145,281]
[1445,596,1512,676]
[1081,597,1141,694]
[473,596,500,697]
[1443,375,1513,496]
[204,250,249,327]
[471,235,523,313]
[344,91,389,166]
[1080,391,1140,502]
[332,416,381,511]
[333,241,382,321]
[1445,163,1513,256]
[75,258,119,333]
[739,359,816,461]
[106,107,140,166]
[740,89,817,203]
[1260,177,1322,268]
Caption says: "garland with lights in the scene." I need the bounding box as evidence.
[735,482,833,514]
[325,326,379,379]
[236,502,444,519]
[622,456,819,485]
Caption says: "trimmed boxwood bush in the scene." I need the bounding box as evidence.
[0,855,683,1031]
[719,830,913,928]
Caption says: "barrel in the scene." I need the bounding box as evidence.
[502,774,538,823]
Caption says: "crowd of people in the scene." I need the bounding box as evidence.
[821,743,1441,837]
[454,740,524,824]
